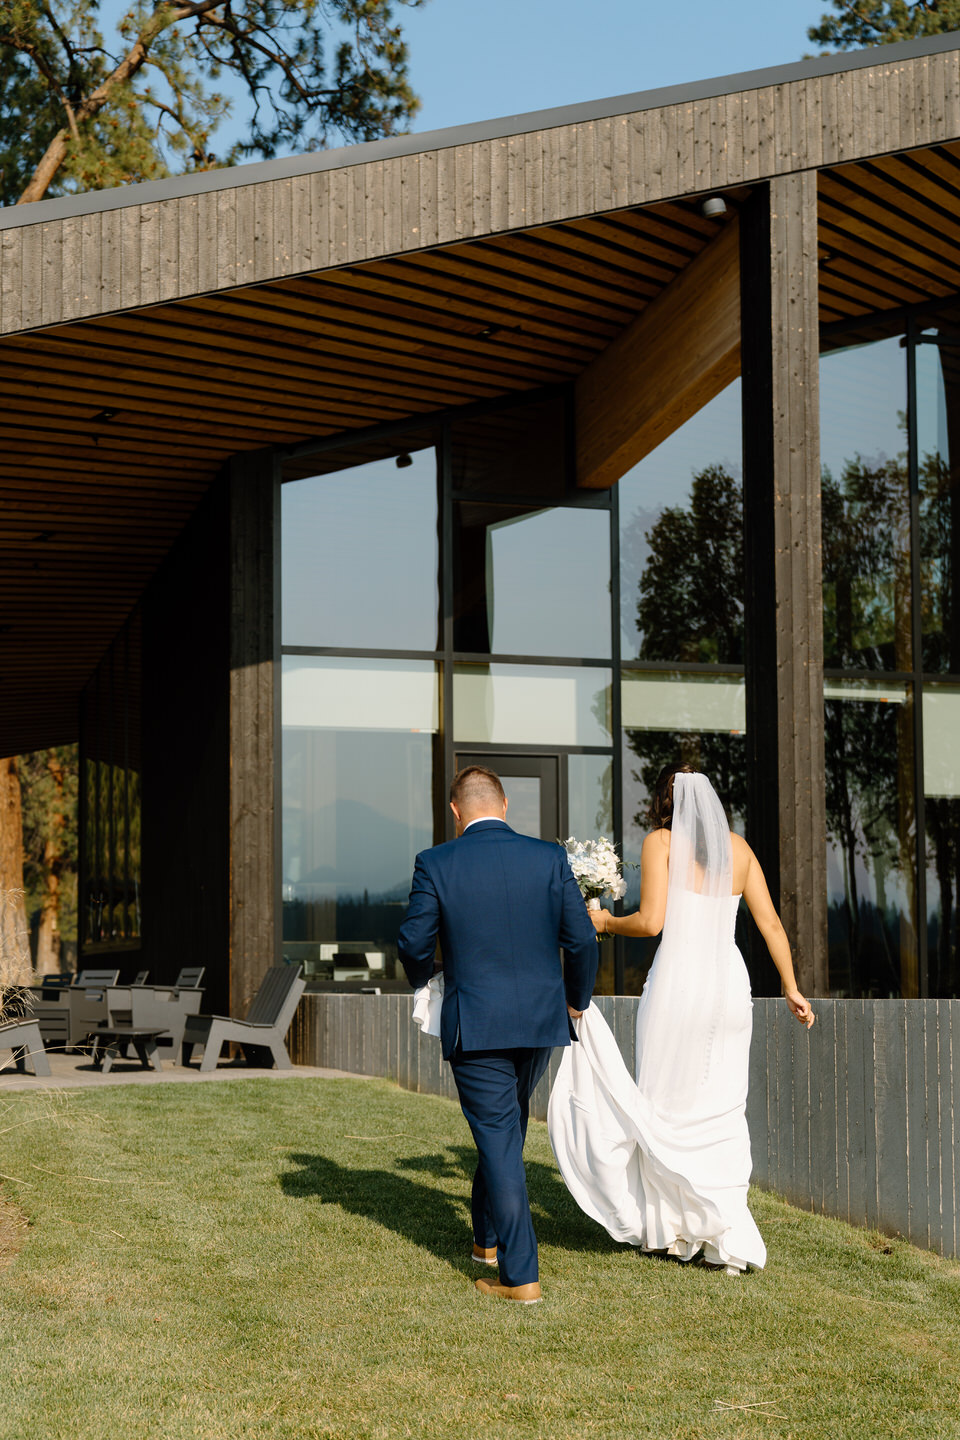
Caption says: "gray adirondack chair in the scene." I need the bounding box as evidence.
[68,971,122,1048]
[174,967,205,988]
[0,1019,51,1076]
[181,965,304,1072]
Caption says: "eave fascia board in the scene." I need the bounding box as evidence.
[1,29,959,232]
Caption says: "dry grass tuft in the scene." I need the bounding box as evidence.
[0,1190,28,1273]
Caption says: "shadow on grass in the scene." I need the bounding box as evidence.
[281,1145,621,1272]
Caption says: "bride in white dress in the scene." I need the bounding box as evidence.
[547,765,814,1274]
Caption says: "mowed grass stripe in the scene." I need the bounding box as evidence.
[0,1077,958,1440]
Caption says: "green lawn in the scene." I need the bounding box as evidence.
[1,1076,959,1440]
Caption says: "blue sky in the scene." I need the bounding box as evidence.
[401,0,838,138]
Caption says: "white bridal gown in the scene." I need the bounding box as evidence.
[548,775,767,1272]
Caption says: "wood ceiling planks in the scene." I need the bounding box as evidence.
[819,141,960,323]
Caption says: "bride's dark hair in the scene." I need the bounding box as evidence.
[649,763,698,829]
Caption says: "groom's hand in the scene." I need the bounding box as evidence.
[567,1005,583,1019]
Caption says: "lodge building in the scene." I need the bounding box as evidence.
[3,32,960,1015]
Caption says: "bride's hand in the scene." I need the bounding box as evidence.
[589,908,608,934]
[785,990,815,1028]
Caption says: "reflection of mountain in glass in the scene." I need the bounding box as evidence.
[285,797,430,899]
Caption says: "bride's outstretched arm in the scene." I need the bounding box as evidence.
[589,831,669,938]
[741,846,815,1028]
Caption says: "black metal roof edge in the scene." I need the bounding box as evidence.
[2,29,959,233]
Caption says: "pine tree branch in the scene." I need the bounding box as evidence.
[16,0,226,203]
[39,2,82,100]
[196,8,344,107]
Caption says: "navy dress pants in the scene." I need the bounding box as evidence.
[449,1044,553,1288]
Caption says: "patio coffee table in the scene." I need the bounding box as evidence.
[88,1027,169,1074]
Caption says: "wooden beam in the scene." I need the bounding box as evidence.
[740,174,828,998]
[574,217,741,489]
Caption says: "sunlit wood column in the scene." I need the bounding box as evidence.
[228,449,280,1014]
[740,173,828,997]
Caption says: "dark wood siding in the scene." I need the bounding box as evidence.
[141,480,230,1010]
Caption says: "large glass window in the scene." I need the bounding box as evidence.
[616,379,745,994]
[454,663,612,747]
[282,446,439,651]
[281,657,439,987]
[821,338,910,671]
[80,611,142,954]
[819,317,960,995]
[453,503,611,657]
[619,380,743,664]
[916,330,960,674]
[568,754,613,839]
[621,672,747,994]
[823,679,919,997]
[923,683,960,996]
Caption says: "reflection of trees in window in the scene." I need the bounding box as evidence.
[927,798,960,996]
[920,342,960,675]
[633,465,744,664]
[625,730,746,837]
[823,697,917,995]
[822,453,911,671]
[624,459,746,855]
[920,449,960,674]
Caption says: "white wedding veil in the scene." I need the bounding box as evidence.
[635,771,735,1114]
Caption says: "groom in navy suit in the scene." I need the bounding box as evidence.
[398,765,598,1303]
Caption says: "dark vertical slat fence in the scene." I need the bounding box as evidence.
[290,993,960,1258]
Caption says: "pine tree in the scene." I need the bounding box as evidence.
[19,747,78,976]
[1,0,424,206]
[808,1,960,50]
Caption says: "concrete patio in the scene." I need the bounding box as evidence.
[0,1049,361,1092]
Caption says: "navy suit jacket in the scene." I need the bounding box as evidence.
[397,820,599,1060]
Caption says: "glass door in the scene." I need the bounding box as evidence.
[454,752,560,841]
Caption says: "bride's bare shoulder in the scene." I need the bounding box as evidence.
[730,832,754,889]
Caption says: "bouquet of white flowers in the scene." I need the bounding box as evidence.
[562,836,627,914]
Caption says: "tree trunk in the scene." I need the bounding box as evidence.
[34,752,67,976]
[0,757,32,988]
[35,851,61,977]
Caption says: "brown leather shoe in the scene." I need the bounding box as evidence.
[471,1245,498,1266]
[475,1276,542,1304]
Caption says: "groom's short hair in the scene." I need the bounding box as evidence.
[450,765,505,810]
